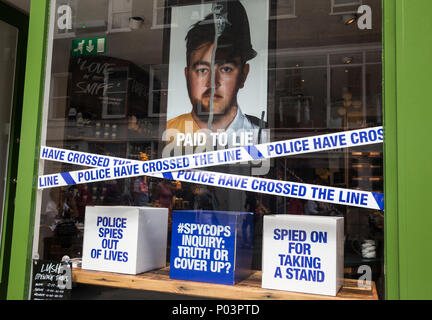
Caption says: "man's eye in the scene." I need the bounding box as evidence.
[197,68,209,74]
[220,66,233,73]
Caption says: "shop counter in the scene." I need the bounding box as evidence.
[71,266,378,300]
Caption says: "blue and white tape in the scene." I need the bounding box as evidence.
[37,127,384,210]
[39,126,383,185]
[39,149,384,210]
[161,170,384,211]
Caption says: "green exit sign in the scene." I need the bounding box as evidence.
[72,37,106,56]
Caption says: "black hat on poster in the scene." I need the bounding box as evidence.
[167,0,269,122]
[195,0,258,62]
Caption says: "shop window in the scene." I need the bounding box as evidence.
[270,0,296,20]
[273,45,381,129]
[0,20,18,254]
[152,0,179,29]
[34,0,384,300]
[49,73,72,120]
[148,64,169,118]
[101,66,129,119]
[330,0,363,15]
[108,0,133,33]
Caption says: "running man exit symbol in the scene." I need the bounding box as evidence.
[72,37,106,56]
[73,40,85,55]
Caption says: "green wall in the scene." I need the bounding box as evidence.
[3,0,432,299]
[384,0,432,300]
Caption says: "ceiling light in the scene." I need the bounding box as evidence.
[342,14,357,25]
[343,57,353,64]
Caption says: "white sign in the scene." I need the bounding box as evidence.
[82,206,168,275]
[262,215,344,296]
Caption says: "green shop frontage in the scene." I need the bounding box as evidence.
[0,0,431,300]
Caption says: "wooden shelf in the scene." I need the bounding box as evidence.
[72,267,378,300]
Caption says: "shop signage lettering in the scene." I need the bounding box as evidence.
[358,5,373,30]
[57,5,72,30]
[176,131,254,147]
[90,216,129,262]
[172,223,232,273]
[272,229,327,282]
[82,207,168,274]
[262,216,344,296]
[169,211,253,285]
[30,260,71,300]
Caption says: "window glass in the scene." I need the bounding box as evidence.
[0,21,18,253]
[34,0,384,299]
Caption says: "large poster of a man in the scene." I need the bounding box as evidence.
[166,0,269,147]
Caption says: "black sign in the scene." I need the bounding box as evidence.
[30,260,72,300]
[68,55,149,120]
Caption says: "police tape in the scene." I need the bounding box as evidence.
[39,126,383,188]
[37,126,384,210]
[38,149,384,210]
[160,170,383,211]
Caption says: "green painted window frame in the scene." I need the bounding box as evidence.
[386,0,432,300]
[7,0,422,300]
[0,0,29,299]
[382,0,398,300]
[4,0,50,300]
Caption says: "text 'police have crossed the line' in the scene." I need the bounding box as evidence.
[39,126,383,189]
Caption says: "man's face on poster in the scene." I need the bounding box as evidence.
[185,42,250,117]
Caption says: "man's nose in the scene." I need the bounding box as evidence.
[206,66,221,88]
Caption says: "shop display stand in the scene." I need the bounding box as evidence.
[72,266,378,300]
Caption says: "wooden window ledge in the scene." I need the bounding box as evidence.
[72,267,378,300]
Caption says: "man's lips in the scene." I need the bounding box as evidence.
[203,93,223,99]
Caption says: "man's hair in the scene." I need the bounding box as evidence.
[185,14,246,67]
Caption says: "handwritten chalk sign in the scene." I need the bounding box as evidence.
[82,206,168,275]
[262,215,344,296]
[30,260,72,300]
[68,56,148,121]
[169,210,254,285]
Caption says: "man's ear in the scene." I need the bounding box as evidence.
[184,67,189,79]
[239,64,250,89]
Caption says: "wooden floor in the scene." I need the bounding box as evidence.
[72,267,378,300]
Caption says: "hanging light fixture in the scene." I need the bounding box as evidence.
[342,14,357,25]
[343,56,353,64]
